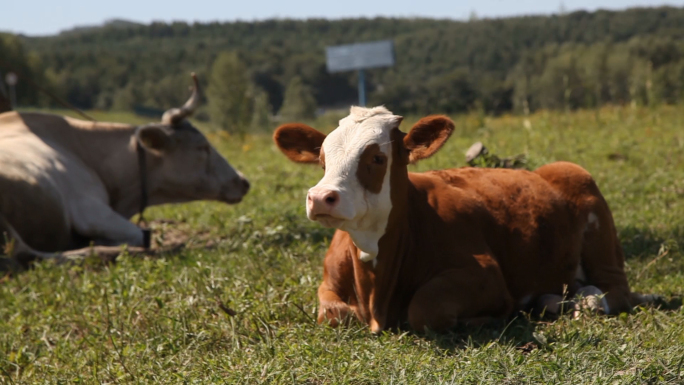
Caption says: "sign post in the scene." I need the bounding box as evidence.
[5,72,18,109]
[325,40,395,107]
[358,69,366,107]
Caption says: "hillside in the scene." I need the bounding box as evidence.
[6,6,684,118]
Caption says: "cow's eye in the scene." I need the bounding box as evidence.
[373,155,385,165]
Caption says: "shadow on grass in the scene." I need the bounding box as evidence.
[0,244,192,278]
[619,225,684,260]
[418,304,683,355]
[243,212,336,249]
[422,316,543,355]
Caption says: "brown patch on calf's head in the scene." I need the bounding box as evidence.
[403,115,454,164]
[356,143,388,194]
[273,123,326,164]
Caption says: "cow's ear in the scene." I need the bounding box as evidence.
[403,115,454,164]
[136,125,174,153]
[273,123,326,164]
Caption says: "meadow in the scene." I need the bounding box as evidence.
[1,105,684,383]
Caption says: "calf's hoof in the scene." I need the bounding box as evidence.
[572,285,608,317]
[317,302,354,327]
[534,294,573,318]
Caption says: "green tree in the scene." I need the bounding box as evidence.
[111,83,140,111]
[207,52,253,134]
[278,76,317,121]
[629,59,652,107]
[606,50,632,104]
[250,87,273,131]
[580,43,611,108]
[0,33,48,107]
[536,50,586,111]
[652,63,682,104]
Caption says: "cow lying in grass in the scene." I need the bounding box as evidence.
[0,74,250,266]
[274,106,660,333]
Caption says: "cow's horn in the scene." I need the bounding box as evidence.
[162,73,200,126]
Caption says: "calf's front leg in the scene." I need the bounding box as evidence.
[317,283,355,327]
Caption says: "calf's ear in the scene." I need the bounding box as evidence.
[273,123,326,164]
[403,115,454,163]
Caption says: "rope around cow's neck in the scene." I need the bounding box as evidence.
[135,139,151,248]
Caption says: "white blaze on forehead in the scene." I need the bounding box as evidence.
[323,106,397,160]
[313,106,401,263]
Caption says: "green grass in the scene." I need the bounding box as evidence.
[2,106,684,383]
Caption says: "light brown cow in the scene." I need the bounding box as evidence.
[274,106,659,333]
[0,74,249,265]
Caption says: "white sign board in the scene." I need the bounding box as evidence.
[5,72,18,86]
[326,40,395,73]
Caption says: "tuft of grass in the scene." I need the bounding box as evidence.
[2,105,684,383]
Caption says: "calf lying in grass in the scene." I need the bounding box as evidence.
[274,106,661,333]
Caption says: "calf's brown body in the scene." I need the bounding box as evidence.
[319,163,637,332]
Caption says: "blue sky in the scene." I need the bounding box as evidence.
[4,0,683,36]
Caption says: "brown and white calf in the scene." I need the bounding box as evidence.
[274,106,659,333]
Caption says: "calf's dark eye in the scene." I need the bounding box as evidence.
[373,155,385,165]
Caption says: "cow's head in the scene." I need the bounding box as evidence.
[135,74,250,205]
[274,106,453,259]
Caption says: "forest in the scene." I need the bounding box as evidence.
[1,6,684,131]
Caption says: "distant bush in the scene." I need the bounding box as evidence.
[250,87,273,132]
[207,52,253,134]
[278,76,317,121]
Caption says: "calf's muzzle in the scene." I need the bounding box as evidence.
[307,187,340,219]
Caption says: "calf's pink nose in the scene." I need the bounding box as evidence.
[307,188,340,215]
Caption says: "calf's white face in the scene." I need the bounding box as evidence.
[274,106,454,261]
[309,107,401,234]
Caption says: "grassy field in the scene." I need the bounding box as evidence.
[1,106,684,383]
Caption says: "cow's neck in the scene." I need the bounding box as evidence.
[349,140,415,331]
[60,119,151,218]
[352,173,433,331]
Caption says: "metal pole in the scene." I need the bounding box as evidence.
[9,84,16,110]
[358,69,366,107]
[0,70,8,99]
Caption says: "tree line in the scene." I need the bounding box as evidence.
[2,6,683,132]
